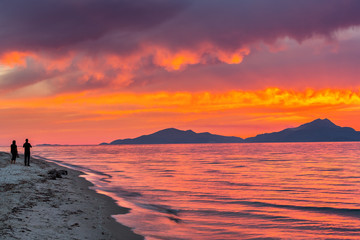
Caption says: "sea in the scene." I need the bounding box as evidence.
[4,142,360,239]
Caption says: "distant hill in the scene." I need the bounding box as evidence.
[101,119,360,145]
[245,118,360,142]
[36,144,67,146]
[104,128,244,145]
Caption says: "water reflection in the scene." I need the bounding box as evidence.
[9,142,360,240]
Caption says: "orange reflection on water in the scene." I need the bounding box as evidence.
[32,143,360,239]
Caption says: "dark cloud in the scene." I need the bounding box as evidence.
[1,0,360,93]
[149,0,360,51]
[1,0,360,54]
[0,0,189,52]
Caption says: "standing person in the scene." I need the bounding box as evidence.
[23,139,32,166]
[10,140,18,164]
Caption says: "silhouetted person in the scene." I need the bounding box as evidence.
[23,139,32,166]
[10,140,18,164]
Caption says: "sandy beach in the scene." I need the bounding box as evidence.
[0,152,144,240]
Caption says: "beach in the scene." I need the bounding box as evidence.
[0,152,143,240]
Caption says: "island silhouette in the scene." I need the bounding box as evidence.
[101,128,244,145]
[101,118,360,145]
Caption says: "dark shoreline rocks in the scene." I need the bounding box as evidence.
[47,169,68,180]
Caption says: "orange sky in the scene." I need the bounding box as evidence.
[0,88,360,145]
[1,1,360,145]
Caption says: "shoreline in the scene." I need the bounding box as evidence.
[0,152,144,240]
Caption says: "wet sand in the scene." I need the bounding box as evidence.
[0,152,144,240]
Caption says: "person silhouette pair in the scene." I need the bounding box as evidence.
[10,139,32,166]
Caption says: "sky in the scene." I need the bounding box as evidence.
[1,0,360,145]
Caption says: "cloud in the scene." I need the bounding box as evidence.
[2,87,360,144]
[0,0,189,52]
[1,0,360,94]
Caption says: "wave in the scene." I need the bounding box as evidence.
[134,202,180,216]
[228,200,360,218]
[104,186,143,198]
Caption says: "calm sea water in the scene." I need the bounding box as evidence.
[5,142,360,239]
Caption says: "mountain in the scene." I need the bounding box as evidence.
[244,118,360,142]
[36,144,69,146]
[101,119,360,145]
[105,128,244,145]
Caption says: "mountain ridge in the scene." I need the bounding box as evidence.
[104,128,244,145]
[101,118,360,145]
[245,118,360,142]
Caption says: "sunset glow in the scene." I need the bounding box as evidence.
[1,1,360,145]
[0,51,33,67]
[0,88,360,144]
